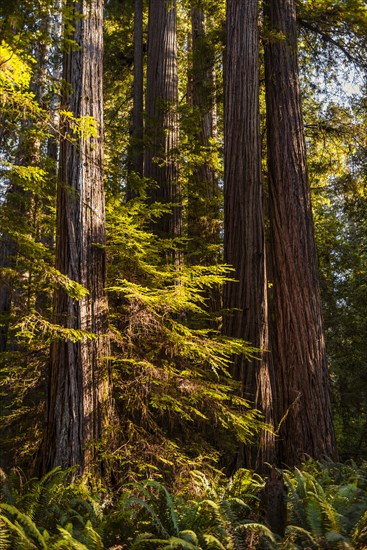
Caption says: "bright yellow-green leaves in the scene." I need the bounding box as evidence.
[0,41,32,88]
[60,110,99,139]
[0,40,40,120]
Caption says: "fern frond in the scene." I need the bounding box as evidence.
[0,503,48,549]
[350,510,367,547]
[305,498,323,536]
[0,514,36,548]
[283,472,307,528]
[160,537,199,549]
[52,526,89,549]
[284,524,318,545]
[128,497,170,538]
[202,533,226,550]
[317,495,342,532]
[0,515,11,550]
[236,521,277,546]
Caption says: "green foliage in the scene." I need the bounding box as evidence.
[307,96,367,459]
[297,0,367,69]
[59,110,99,140]
[107,479,270,550]
[281,460,367,548]
[105,198,265,483]
[0,468,105,549]
[1,461,367,548]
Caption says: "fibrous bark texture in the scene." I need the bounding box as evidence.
[264,0,336,465]
[43,0,110,472]
[187,4,219,265]
[127,0,144,199]
[224,0,276,469]
[0,233,16,352]
[145,0,181,249]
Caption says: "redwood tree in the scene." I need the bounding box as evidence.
[264,0,336,465]
[223,0,276,469]
[132,0,144,178]
[127,0,144,200]
[145,0,181,252]
[187,3,219,266]
[43,0,110,472]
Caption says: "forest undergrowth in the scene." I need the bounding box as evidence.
[1,460,367,549]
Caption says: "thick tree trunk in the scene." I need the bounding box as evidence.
[145,0,181,253]
[224,0,276,469]
[264,0,336,465]
[0,234,17,352]
[43,0,110,473]
[127,0,144,199]
[187,5,219,266]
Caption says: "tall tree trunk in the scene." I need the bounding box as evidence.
[145,0,181,256]
[127,0,144,200]
[42,0,110,473]
[264,0,336,465]
[187,4,219,266]
[223,0,276,470]
[0,234,17,352]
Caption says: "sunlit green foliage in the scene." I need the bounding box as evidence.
[105,198,265,482]
[2,461,367,548]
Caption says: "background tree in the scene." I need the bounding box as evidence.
[42,0,111,473]
[187,1,220,267]
[0,1,60,471]
[127,0,144,200]
[223,0,276,469]
[264,0,336,465]
[145,0,182,260]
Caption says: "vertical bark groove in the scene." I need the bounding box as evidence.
[43,0,110,473]
[224,0,276,469]
[127,0,144,200]
[264,0,336,465]
[188,4,219,266]
[145,0,181,250]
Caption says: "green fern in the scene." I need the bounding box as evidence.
[131,533,199,550]
[124,479,269,550]
[0,503,48,549]
[282,460,367,548]
[283,524,318,547]
[351,510,367,547]
[235,521,277,547]
[202,534,226,550]
[305,498,323,536]
[0,516,10,550]
[52,525,89,550]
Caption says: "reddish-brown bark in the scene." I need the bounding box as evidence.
[43,0,110,473]
[224,0,276,469]
[187,4,219,266]
[127,0,144,200]
[145,0,181,252]
[264,0,336,465]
